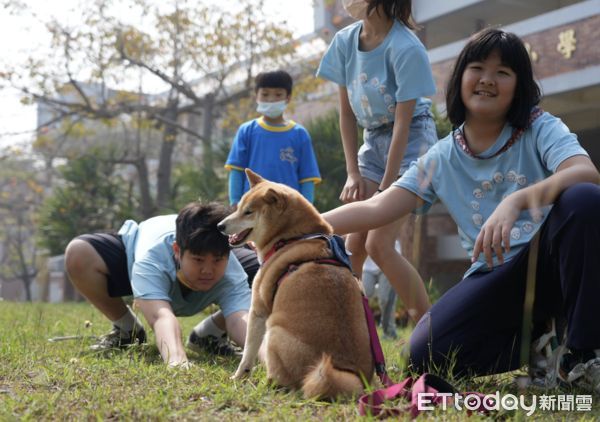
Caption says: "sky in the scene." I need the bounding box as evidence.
[0,0,316,149]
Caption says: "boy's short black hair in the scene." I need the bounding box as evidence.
[446,28,541,129]
[255,70,293,96]
[175,202,231,257]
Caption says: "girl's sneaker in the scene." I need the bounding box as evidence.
[559,351,600,394]
[528,318,567,389]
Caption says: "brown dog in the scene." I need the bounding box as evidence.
[218,169,373,400]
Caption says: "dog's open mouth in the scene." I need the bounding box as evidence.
[228,228,252,247]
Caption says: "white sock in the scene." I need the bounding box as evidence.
[112,305,144,332]
[193,315,225,338]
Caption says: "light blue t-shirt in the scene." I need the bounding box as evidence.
[118,215,250,317]
[225,117,321,194]
[394,111,589,278]
[316,20,436,128]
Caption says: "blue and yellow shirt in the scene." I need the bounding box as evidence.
[225,117,321,194]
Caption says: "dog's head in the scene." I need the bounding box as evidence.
[217,169,331,253]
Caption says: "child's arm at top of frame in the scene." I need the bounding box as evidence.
[299,181,314,203]
[472,155,600,268]
[136,299,189,367]
[379,100,416,191]
[228,168,245,207]
[323,185,421,235]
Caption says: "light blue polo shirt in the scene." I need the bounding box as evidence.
[395,111,589,278]
[118,215,250,316]
[317,19,436,128]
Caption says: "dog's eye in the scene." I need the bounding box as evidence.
[243,209,252,215]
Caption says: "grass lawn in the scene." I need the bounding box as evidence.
[0,301,597,420]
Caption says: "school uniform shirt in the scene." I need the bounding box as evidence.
[316,19,436,129]
[394,111,589,278]
[225,117,321,194]
[118,215,250,317]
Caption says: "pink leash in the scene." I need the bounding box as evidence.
[359,298,490,418]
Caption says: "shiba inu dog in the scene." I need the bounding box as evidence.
[218,169,374,400]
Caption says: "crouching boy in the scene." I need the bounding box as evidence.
[64,201,258,367]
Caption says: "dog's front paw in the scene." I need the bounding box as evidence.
[231,365,252,380]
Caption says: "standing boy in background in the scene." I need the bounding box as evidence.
[225,70,321,207]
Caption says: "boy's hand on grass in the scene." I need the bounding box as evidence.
[168,360,194,371]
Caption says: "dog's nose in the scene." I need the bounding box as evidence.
[217,222,226,233]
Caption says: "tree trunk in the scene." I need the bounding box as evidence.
[135,157,155,218]
[156,98,179,212]
[201,93,215,170]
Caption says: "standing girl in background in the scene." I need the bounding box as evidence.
[316,0,437,322]
[323,28,600,391]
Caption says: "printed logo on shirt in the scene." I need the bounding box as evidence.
[280,147,298,164]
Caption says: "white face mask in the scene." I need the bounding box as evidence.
[342,0,369,20]
[256,100,287,118]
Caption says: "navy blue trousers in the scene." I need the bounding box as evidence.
[410,183,600,376]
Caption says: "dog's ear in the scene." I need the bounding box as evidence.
[246,169,264,187]
[264,188,287,212]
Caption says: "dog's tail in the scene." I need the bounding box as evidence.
[302,354,364,400]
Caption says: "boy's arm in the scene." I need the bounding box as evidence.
[299,181,315,203]
[224,310,249,347]
[228,168,245,207]
[136,299,188,366]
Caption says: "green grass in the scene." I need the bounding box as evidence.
[0,302,597,420]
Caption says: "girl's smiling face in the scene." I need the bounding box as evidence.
[460,50,517,123]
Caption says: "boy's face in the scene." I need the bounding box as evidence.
[256,87,289,103]
[173,243,229,292]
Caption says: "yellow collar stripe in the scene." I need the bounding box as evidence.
[257,116,296,132]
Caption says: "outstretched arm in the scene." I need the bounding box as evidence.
[323,185,421,235]
[473,155,600,267]
[137,299,188,366]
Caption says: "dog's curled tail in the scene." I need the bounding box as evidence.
[302,354,364,400]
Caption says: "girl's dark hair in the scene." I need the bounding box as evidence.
[175,202,231,257]
[446,28,541,129]
[255,70,293,95]
[367,0,415,29]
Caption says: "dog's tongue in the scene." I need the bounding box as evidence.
[229,233,242,244]
[229,229,250,245]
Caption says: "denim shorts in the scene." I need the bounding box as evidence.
[358,114,437,184]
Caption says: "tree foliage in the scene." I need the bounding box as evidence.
[37,150,138,256]
[0,157,45,300]
[2,0,301,217]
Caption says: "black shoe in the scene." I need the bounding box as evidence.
[186,331,241,356]
[90,325,146,351]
